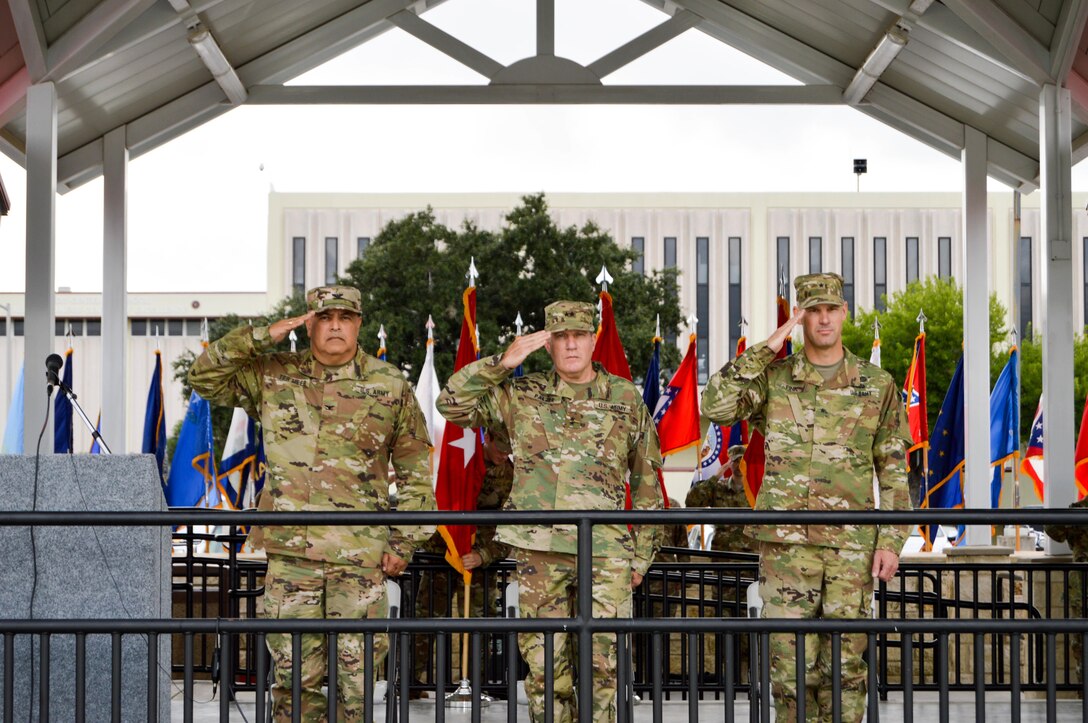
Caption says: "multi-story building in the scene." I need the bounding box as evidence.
[270,191,1088,384]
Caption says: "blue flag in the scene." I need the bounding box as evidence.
[2,364,24,454]
[922,354,966,546]
[989,347,1020,508]
[54,349,74,453]
[165,392,220,507]
[142,351,167,480]
[641,338,662,413]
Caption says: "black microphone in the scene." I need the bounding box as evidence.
[45,353,63,390]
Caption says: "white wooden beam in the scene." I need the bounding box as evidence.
[1039,84,1077,551]
[587,10,701,79]
[961,125,990,546]
[388,9,503,79]
[8,0,48,81]
[56,0,424,188]
[671,0,1039,189]
[537,0,554,57]
[245,83,845,105]
[101,126,128,453]
[1048,0,1088,84]
[940,0,1052,84]
[43,0,157,83]
[23,82,56,452]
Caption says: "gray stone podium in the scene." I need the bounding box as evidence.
[0,454,172,722]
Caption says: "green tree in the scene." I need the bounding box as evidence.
[840,277,1009,428]
[343,193,683,381]
[1018,334,1088,442]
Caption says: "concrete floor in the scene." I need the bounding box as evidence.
[174,682,1088,722]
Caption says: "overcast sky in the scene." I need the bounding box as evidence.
[0,0,1084,293]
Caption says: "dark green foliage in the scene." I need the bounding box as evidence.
[343,193,683,381]
[840,277,1008,431]
[1018,334,1088,441]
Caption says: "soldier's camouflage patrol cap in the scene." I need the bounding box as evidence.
[306,285,362,314]
[794,272,846,309]
[544,300,595,333]
[727,444,747,461]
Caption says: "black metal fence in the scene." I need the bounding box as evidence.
[3,507,1088,722]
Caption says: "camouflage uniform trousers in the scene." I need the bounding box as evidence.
[264,554,389,723]
[759,541,874,723]
[514,548,632,723]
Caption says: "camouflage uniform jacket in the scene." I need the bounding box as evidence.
[420,455,514,566]
[436,355,664,575]
[685,470,755,553]
[701,341,911,552]
[1045,496,1088,563]
[189,324,436,566]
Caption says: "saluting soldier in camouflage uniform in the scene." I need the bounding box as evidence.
[701,273,911,723]
[437,300,663,723]
[189,285,436,723]
[412,432,514,691]
[685,444,756,553]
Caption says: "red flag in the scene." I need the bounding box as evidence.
[435,287,487,584]
[592,290,632,381]
[904,332,928,453]
[1076,393,1088,500]
[653,334,700,456]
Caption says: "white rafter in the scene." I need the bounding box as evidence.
[8,0,48,81]
[587,9,701,79]
[388,9,504,79]
[940,0,1053,85]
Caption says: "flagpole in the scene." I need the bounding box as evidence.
[1011,327,1022,550]
[915,309,931,543]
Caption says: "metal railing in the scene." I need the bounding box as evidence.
[3,507,1088,723]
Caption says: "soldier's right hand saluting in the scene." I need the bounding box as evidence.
[766,307,805,355]
[500,330,550,370]
[269,311,315,344]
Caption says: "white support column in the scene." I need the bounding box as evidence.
[1039,84,1077,553]
[102,126,128,453]
[23,82,57,453]
[961,125,991,545]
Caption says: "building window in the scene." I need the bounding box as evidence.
[357,237,370,259]
[874,236,887,312]
[906,236,919,284]
[55,319,86,337]
[85,320,101,337]
[696,236,709,384]
[938,236,952,279]
[325,237,339,285]
[632,237,645,275]
[186,319,202,336]
[13,319,24,336]
[664,237,677,346]
[809,237,822,274]
[1020,236,1033,340]
[728,237,743,354]
[776,236,790,302]
[841,237,855,318]
[292,237,305,296]
[131,319,146,336]
[168,319,184,336]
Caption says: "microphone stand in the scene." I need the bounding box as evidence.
[48,372,112,455]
